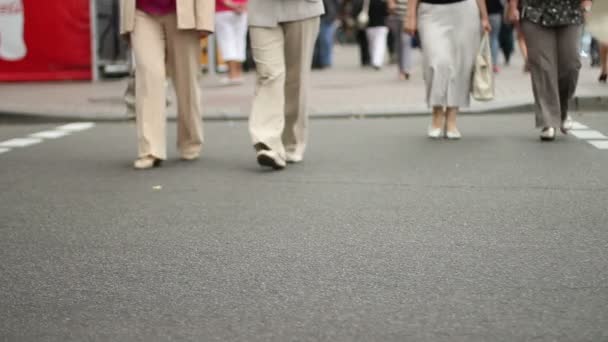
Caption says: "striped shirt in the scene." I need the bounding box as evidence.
[394,0,407,17]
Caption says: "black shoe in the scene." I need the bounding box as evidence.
[254,143,286,170]
[599,73,607,83]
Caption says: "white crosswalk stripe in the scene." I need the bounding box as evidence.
[0,122,95,156]
[29,130,71,139]
[571,121,608,150]
[0,138,42,148]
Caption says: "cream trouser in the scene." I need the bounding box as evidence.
[131,10,203,160]
[249,16,320,160]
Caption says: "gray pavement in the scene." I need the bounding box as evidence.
[1,113,608,341]
[0,45,607,122]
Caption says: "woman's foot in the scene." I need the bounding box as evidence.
[599,73,607,83]
[540,127,556,141]
[561,116,574,134]
[445,107,460,139]
[134,156,162,169]
[427,126,443,139]
[445,129,462,140]
[399,71,410,81]
[428,107,445,139]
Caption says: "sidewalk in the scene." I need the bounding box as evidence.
[0,45,606,122]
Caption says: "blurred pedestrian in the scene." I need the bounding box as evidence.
[120,0,214,169]
[366,0,389,69]
[388,0,413,79]
[499,21,514,65]
[313,0,340,69]
[215,0,248,84]
[351,0,371,66]
[247,0,324,170]
[599,43,608,83]
[486,0,504,72]
[405,0,491,140]
[508,0,590,141]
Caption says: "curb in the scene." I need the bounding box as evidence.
[1,95,606,124]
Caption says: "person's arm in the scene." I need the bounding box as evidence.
[221,0,245,12]
[404,0,419,35]
[581,0,592,21]
[507,0,520,23]
[387,0,397,14]
[475,0,491,32]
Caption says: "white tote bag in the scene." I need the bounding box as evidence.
[471,33,494,102]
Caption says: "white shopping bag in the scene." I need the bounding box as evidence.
[472,32,494,102]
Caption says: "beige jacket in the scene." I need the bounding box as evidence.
[120,0,215,34]
[248,0,325,28]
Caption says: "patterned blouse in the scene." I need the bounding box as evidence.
[522,0,584,27]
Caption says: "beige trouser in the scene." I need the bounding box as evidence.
[521,21,582,128]
[131,10,203,160]
[249,17,320,160]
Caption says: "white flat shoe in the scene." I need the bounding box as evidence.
[445,129,462,140]
[285,152,303,164]
[540,127,556,141]
[427,126,443,139]
[561,116,573,134]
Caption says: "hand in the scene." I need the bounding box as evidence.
[234,4,246,14]
[404,15,417,35]
[507,4,520,23]
[387,0,397,14]
[581,0,592,21]
[481,17,491,33]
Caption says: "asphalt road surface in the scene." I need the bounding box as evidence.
[1,113,607,341]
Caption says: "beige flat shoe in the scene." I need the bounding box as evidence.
[180,151,200,161]
[133,156,162,169]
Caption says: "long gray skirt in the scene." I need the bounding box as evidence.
[418,0,481,108]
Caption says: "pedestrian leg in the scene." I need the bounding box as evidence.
[521,21,560,129]
[282,17,320,161]
[132,10,167,160]
[249,26,287,158]
[488,14,502,68]
[556,24,582,122]
[366,26,389,69]
[165,16,204,159]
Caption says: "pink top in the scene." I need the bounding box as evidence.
[216,0,247,12]
[136,0,176,15]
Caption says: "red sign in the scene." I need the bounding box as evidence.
[0,0,92,81]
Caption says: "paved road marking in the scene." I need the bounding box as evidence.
[0,122,95,156]
[570,130,608,140]
[571,122,589,130]
[571,121,608,151]
[587,140,608,150]
[0,138,43,148]
[57,122,95,132]
[30,130,70,139]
